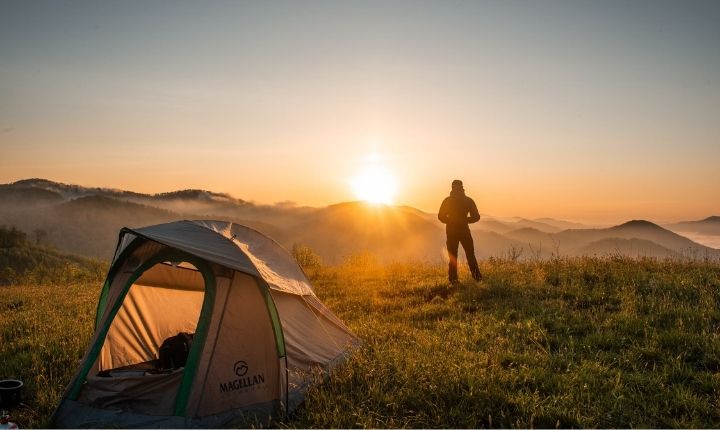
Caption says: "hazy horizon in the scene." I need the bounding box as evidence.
[2,176,718,227]
[2,1,719,224]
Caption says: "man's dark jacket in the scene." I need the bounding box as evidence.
[438,190,481,229]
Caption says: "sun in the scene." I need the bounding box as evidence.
[350,164,398,205]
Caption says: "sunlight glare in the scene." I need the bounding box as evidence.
[351,164,398,205]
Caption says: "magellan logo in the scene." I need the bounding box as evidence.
[234,360,248,377]
[220,359,266,394]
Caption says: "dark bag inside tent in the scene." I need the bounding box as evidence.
[159,332,194,370]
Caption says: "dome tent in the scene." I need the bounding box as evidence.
[52,220,359,428]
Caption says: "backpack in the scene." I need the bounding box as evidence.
[158,332,194,370]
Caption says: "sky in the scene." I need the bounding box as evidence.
[1,0,719,224]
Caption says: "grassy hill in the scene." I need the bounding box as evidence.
[303,258,720,428]
[0,225,105,285]
[2,256,719,428]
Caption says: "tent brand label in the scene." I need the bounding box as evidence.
[234,360,248,377]
[220,360,266,394]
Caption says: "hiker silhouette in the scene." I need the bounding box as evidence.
[438,180,482,283]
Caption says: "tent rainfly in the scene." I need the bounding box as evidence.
[52,220,359,428]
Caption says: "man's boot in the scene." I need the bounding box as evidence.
[471,267,482,282]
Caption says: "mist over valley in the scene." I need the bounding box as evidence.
[1,179,718,263]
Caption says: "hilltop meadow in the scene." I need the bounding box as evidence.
[2,240,720,428]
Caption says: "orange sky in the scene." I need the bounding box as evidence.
[1,1,719,225]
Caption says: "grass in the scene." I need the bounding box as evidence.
[288,257,720,428]
[0,283,97,427]
[2,256,720,427]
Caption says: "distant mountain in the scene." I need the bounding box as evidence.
[609,220,710,252]
[533,217,593,231]
[137,189,253,216]
[154,189,242,202]
[0,186,64,207]
[1,179,717,262]
[666,216,720,236]
[556,220,719,258]
[1,195,179,258]
[288,201,445,263]
[474,218,562,234]
[5,178,252,212]
[663,216,720,250]
[2,177,314,222]
[474,219,518,234]
[8,178,147,200]
[512,219,563,233]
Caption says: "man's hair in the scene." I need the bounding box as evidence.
[451,179,463,190]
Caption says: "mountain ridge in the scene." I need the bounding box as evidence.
[665,216,720,238]
[1,179,718,261]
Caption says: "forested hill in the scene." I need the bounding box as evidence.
[0,225,106,285]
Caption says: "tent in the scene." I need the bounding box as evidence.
[52,220,359,428]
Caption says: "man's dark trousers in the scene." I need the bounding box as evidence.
[447,226,481,282]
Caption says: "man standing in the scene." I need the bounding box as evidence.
[438,180,482,283]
